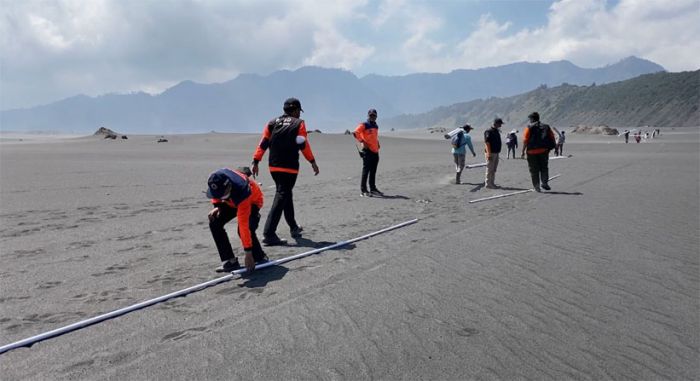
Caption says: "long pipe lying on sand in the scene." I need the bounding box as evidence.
[0,218,419,355]
[466,155,570,169]
[469,174,561,204]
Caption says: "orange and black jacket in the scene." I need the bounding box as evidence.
[523,122,556,155]
[253,115,315,174]
[209,168,264,251]
[354,121,380,153]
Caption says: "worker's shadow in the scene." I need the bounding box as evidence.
[374,194,410,200]
[240,238,357,288]
[470,183,485,192]
[240,265,288,288]
[292,237,357,252]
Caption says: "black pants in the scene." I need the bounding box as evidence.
[209,204,265,262]
[361,149,380,192]
[264,171,298,237]
[526,152,550,187]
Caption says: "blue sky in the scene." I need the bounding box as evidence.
[1,0,698,110]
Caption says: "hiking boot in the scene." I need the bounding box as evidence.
[262,235,287,246]
[541,183,551,191]
[533,185,542,192]
[290,226,304,238]
[370,189,384,196]
[485,184,498,189]
[216,259,241,273]
[361,191,371,197]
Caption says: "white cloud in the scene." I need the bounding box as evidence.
[303,28,375,69]
[400,0,700,72]
[0,0,374,109]
[1,0,697,110]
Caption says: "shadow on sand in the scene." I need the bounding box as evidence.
[290,237,357,251]
[240,265,288,288]
[373,194,410,200]
[543,191,583,196]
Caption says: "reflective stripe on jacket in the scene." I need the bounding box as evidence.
[210,169,264,250]
[253,115,315,174]
[354,121,380,153]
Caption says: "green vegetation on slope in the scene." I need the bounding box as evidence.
[386,70,699,130]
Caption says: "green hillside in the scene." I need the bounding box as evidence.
[385,70,700,130]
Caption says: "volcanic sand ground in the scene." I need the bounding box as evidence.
[1,128,698,380]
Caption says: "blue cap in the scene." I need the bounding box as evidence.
[206,170,232,199]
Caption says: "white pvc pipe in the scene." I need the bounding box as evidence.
[465,162,487,168]
[469,189,532,203]
[469,174,561,204]
[0,218,418,355]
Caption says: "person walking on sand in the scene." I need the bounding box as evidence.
[207,167,268,273]
[484,118,504,189]
[624,130,630,143]
[505,129,518,159]
[635,130,641,143]
[521,112,556,192]
[252,98,319,246]
[556,131,566,156]
[551,127,561,156]
[450,123,476,184]
[354,109,383,196]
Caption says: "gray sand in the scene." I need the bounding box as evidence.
[1,128,698,379]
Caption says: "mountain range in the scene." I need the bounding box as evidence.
[383,70,700,130]
[1,56,666,133]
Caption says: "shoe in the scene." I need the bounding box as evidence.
[541,183,551,191]
[255,254,269,265]
[361,191,370,197]
[290,226,303,238]
[485,184,498,189]
[216,259,241,273]
[370,189,384,196]
[262,235,287,246]
[533,185,542,192]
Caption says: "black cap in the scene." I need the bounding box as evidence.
[283,98,303,113]
[528,112,540,121]
[462,124,472,131]
[494,118,504,125]
[206,170,232,199]
[368,108,377,116]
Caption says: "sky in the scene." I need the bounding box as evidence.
[1,0,699,110]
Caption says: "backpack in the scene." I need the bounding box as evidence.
[528,123,556,150]
[451,131,464,148]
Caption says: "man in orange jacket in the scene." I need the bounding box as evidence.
[207,167,267,273]
[354,109,383,197]
[252,98,319,245]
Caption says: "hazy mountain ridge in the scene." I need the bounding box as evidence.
[1,57,666,133]
[384,70,700,130]
[360,57,665,113]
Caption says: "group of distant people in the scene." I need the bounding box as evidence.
[623,128,661,143]
[451,112,561,192]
